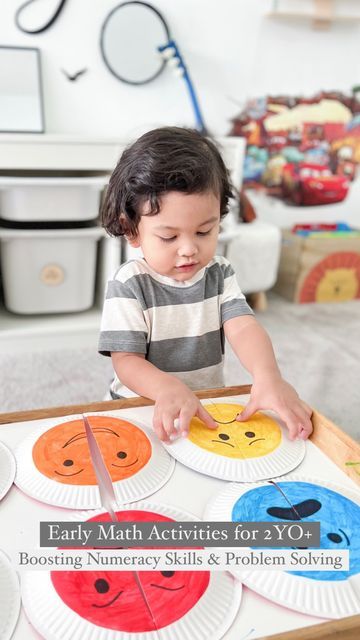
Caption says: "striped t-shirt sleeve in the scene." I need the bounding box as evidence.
[98,279,148,357]
[220,263,254,324]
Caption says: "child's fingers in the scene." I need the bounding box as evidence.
[277,409,299,441]
[298,424,311,440]
[161,411,179,440]
[295,411,313,439]
[291,402,313,440]
[153,422,170,442]
[236,400,258,422]
[177,409,193,437]
[196,404,218,429]
[153,412,171,442]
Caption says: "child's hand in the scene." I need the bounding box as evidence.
[236,376,313,440]
[153,382,217,441]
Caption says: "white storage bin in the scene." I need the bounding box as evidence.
[0,226,104,314]
[0,176,108,221]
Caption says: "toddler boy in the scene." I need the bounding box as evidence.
[99,127,312,442]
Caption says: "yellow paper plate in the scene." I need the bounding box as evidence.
[164,403,305,481]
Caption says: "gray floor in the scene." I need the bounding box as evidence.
[1,293,359,442]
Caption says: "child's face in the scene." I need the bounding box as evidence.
[129,190,221,281]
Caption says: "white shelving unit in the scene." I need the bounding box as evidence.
[0,302,104,352]
[0,135,126,350]
[268,0,360,28]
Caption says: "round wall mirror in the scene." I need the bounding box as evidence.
[100,1,170,85]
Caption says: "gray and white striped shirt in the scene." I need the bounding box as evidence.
[99,256,253,398]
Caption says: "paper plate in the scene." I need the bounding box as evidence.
[22,502,242,640]
[0,549,21,640]
[164,402,305,481]
[0,441,16,502]
[15,413,174,509]
[87,412,175,506]
[204,474,360,618]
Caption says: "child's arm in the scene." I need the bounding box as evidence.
[224,315,313,440]
[111,352,217,441]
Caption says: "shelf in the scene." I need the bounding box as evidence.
[0,135,126,171]
[267,11,360,23]
[0,302,102,353]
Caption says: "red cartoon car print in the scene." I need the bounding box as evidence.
[282,163,349,205]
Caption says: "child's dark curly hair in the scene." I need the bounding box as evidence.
[101,126,233,238]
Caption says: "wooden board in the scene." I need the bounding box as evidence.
[0,385,252,425]
[311,409,360,488]
[0,384,359,640]
[260,613,360,640]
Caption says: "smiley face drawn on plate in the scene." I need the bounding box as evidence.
[188,403,281,459]
[32,416,152,485]
[231,481,360,581]
[51,510,210,632]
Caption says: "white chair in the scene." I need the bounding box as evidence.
[218,217,281,297]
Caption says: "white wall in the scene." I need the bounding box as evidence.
[1,0,360,139]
